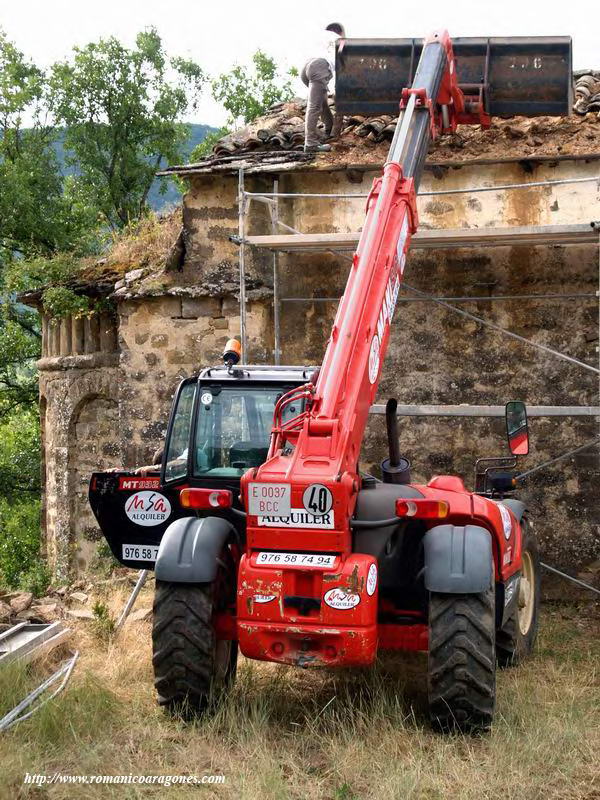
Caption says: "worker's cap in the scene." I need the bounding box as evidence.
[325,22,345,37]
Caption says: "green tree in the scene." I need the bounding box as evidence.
[190,51,296,161]
[190,127,229,161]
[0,409,44,592]
[0,303,40,418]
[0,31,92,266]
[0,31,90,421]
[0,31,96,593]
[49,29,205,229]
[213,49,297,126]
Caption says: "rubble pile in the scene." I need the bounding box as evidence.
[200,77,600,168]
[0,575,152,630]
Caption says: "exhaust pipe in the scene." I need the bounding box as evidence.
[381,398,411,484]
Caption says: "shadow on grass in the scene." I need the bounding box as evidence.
[192,650,431,745]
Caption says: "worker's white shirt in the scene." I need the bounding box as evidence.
[302,33,338,77]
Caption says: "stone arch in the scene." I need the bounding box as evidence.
[69,391,120,572]
[41,368,120,577]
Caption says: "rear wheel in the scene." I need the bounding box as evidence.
[496,520,540,667]
[152,548,237,715]
[428,587,496,733]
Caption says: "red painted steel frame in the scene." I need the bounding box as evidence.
[236,30,522,667]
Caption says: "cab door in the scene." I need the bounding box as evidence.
[88,379,197,569]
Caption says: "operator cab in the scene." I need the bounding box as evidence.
[89,363,315,571]
[161,365,316,493]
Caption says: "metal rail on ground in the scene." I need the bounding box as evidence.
[0,650,79,733]
[114,570,149,634]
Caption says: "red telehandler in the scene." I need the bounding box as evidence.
[90,31,572,731]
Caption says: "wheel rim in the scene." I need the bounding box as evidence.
[518,550,535,635]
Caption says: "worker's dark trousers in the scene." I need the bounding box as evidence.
[301,58,343,147]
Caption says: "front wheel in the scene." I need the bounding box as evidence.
[428,587,496,733]
[496,519,541,667]
[152,548,237,715]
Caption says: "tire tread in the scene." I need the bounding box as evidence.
[152,582,222,713]
[428,587,496,733]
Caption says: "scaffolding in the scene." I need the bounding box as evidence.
[232,165,600,580]
[234,167,600,419]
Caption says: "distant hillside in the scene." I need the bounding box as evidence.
[52,123,216,211]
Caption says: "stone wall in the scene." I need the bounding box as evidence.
[259,159,599,574]
[117,294,270,470]
[35,155,599,578]
[38,311,120,577]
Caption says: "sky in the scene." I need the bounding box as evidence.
[1,0,596,127]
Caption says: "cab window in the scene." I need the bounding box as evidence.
[193,385,303,478]
[164,382,196,482]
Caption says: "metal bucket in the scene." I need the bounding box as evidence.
[335,37,572,117]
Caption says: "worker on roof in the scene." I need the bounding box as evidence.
[301,22,346,153]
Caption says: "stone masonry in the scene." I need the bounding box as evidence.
[29,150,600,581]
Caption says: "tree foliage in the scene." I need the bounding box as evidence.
[49,29,205,229]
[0,410,43,591]
[190,127,229,162]
[0,32,93,267]
[0,304,40,418]
[212,50,297,127]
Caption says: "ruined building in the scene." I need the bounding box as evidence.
[24,90,600,580]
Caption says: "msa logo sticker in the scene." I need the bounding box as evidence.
[258,508,334,529]
[303,484,333,516]
[498,504,513,540]
[125,491,171,527]
[119,477,160,491]
[366,563,378,596]
[254,594,276,604]
[368,267,402,384]
[324,588,360,610]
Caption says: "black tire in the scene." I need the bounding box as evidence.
[152,550,237,715]
[428,587,496,734]
[496,519,541,668]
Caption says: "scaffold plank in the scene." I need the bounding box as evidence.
[244,223,598,252]
[369,404,600,417]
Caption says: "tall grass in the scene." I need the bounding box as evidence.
[0,597,598,800]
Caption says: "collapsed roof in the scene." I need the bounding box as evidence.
[162,73,600,177]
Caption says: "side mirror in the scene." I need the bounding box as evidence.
[505,401,529,456]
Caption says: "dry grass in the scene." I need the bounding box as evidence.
[80,211,182,282]
[1,585,598,800]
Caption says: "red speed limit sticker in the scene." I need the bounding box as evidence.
[302,484,333,516]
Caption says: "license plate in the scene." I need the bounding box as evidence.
[247,483,291,517]
[255,551,337,568]
[122,543,159,562]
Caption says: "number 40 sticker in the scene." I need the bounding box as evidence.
[302,484,333,516]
